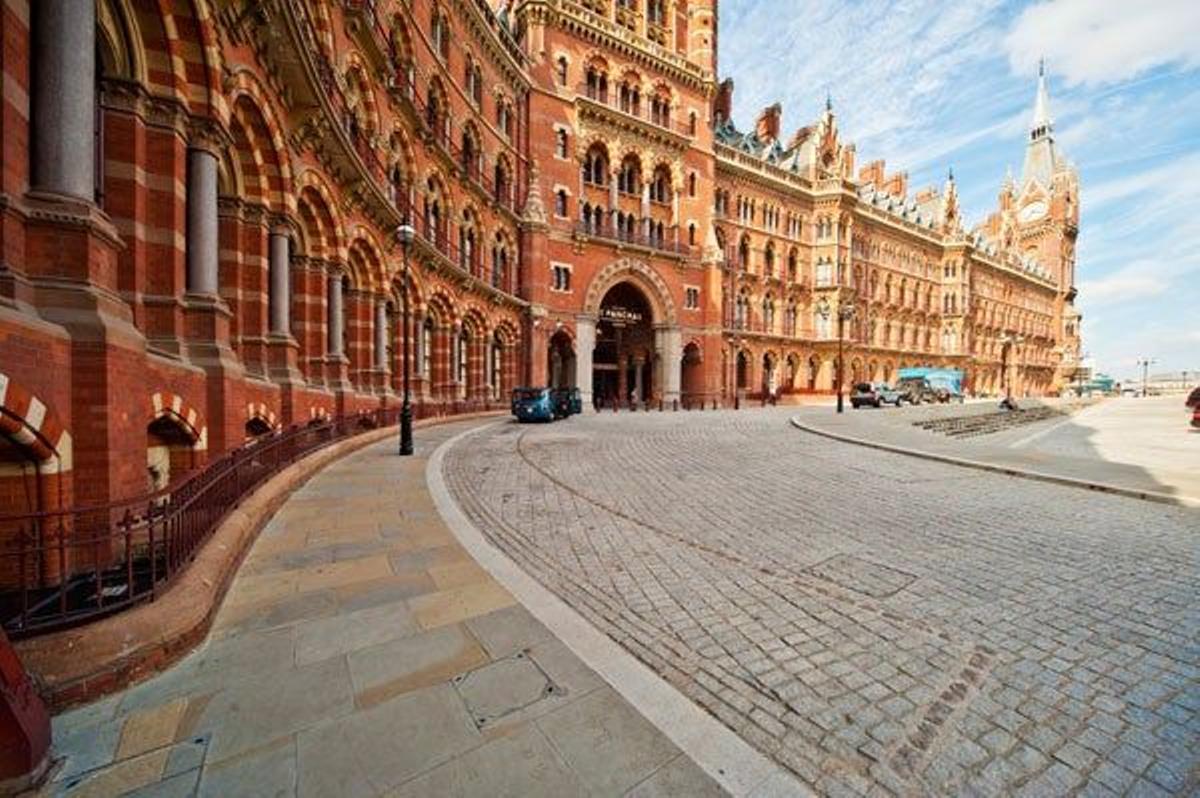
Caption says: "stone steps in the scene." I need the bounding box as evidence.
[912,406,1067,438]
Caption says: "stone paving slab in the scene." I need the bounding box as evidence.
[42,420,725,798]
[442,409,1200,797]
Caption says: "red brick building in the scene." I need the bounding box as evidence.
[0,1,1080,572]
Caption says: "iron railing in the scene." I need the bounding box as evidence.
[0,408,404,638]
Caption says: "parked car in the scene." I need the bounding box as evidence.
[551,387,583,418]
[850,382,903,408]
[1186,387,1200,408]
[894,377,939,405]
[511,387,554,423]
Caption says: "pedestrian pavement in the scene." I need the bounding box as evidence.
[42,419,727,798]
[791,398,1200,505]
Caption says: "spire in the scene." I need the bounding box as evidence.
[1030,58,1052,134]
[1021,62,1058,188]
[825,91,833,112]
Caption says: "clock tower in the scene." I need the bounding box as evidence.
[1013,61,1081,392]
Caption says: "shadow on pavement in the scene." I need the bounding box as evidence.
[792,395,1199,506]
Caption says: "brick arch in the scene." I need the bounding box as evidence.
[425,288,459,325]
[388,13,413,61]
[647,156,683,192]
[98,0,148,83]
[342,53,380,136]
[387,124,416,181]
[583,258,678,326]
[347,233,386,292]
[0,373,72,470]
[615,142,645,168]
[131,0,219,117]
[296,173,346,262]
[149,391,208,451]
[576,132,612,161]
[308,2,336,62]
[390,266,426,315]
[492,318,521,346]
[227,71,294,213]
[245,403,279,431]
[460,306,489,337]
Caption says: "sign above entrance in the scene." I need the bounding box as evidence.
[600,306,644,325]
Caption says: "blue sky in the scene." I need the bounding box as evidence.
[718,0,1200,381]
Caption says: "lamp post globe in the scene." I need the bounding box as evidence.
[397,223,416,456]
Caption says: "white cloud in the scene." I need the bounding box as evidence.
[1083,155,1200,209]
[1077,271,1168,306]
[1004,0,1200,86]
[721,0,1009,153]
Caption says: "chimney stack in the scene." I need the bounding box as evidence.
[755,103,782,141]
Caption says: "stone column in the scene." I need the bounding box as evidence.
[374,299,388,370]
[328,275,344,357]
[633,356,645,405]
[656,326,682,406]
[186,148,220,296]
[608,174,618,231]
[31,0,95,201]
[641,183,651,238]
[575,316,596,411]
[268,229,290,336]
[673,194,681,246]
[617,355,628,407]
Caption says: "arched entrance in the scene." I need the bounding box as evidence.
[736,351,750,391]
[761,353,777,397]
[577,259,682,411]
[548,329,575,389]
[594,282,654,407]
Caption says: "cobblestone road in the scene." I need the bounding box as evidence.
[443,409,1199,797]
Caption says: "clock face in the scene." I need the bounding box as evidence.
[1018,200,1048,223]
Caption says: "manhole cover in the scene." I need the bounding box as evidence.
[453,651,561,728]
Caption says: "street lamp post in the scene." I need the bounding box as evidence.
[999,333,1025,400]
[397,223,415,456]
[1136,357,1155,398]
[818,298,855,413]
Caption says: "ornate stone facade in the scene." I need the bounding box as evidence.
[0,1,1080,526]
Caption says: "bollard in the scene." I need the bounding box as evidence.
[673,399,678,412]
